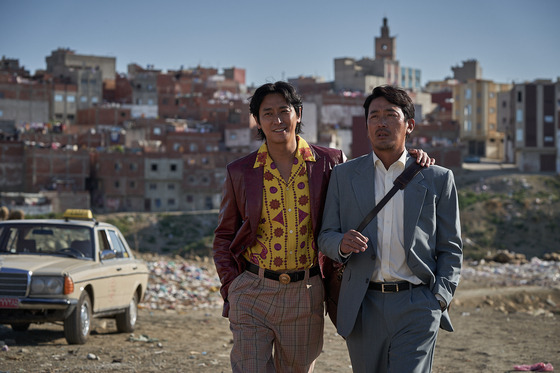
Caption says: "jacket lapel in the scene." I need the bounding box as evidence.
[403,158,426,250]
[245,164,263,235]
[351,154,376,236]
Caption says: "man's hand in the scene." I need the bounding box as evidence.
[340,230,368,255]
[409,148,435,167]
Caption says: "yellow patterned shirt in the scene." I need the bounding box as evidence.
[243,136,317,271]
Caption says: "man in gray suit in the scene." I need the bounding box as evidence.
[318,85,462,373]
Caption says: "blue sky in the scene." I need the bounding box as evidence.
[1,0,559,87]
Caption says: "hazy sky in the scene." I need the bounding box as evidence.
[1,0,559,87]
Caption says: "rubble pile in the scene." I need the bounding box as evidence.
[141,259,223,311]
[463,257,560,288]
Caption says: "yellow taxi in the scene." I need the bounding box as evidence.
[0,209,149,344]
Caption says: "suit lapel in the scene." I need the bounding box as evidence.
[351,154,376,237]
[403,159,426,250]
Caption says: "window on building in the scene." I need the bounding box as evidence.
[92,96,98,104]
[168,184,175,190]
[148,99,154,105]
[129,181,136,189]
[170,164,177,172]
[67,95,75,103]
[155,198,161,208]
[153,127,161,135]
[81,96,87,103]
[516,109,523,123]
[465,89,472,100]
[168,198,175,206]
[90,79,96,85]
[186,195,193,203]
[114,162,121,171]
[55,94,63,102]
[149,183,157,190]
[115,181,120,188]
[129,163,137,171]
[544,115,553,123]
[189,143,198,152]
[517,91,522,102]
[151,163,158,171]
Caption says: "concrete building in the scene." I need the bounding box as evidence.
[53,83,78,124]
[0,74,50,125]
[512,80,559,172]
[334,18,421,93]
[452,60,482,83]
[46,49,111,112]
[453,79,512,160]
[46,48,116,84]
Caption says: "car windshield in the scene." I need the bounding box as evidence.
[0,223,93,259]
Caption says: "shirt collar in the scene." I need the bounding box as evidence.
[372,149,407,171]
[254,136,315,168]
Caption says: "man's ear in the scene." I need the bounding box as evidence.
[406,119,415,134]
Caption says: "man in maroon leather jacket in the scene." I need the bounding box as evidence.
[213,81,345,372]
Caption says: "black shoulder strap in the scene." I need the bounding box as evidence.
[356,162,423,233]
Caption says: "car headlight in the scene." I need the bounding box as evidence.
[30,277,64,295]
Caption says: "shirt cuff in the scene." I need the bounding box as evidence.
[435,293,447,311]
[338,241,351,258]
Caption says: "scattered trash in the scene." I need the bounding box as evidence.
[513,362,554,371]
[462,257,560,288]
[141,259,223,311]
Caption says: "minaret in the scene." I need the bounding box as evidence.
[375,17,396,60]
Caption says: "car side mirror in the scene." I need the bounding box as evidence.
[100,249,117,260]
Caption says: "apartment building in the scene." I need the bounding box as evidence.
[46,49,111,112]
[53,83,78,123]
[453,79,512,160]
[511,80,559,172]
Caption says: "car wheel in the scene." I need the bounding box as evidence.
[116,291,138,333]
[64,291,91,344]
[11,323,30,331]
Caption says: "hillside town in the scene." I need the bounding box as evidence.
[1,18,559,215]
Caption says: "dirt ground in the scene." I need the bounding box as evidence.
[1,264,559,373]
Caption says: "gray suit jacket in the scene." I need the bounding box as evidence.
[318,153,462,337]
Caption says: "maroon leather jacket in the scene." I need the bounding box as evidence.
[213,144,346,317]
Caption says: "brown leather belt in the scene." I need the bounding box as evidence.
[245,260,320,284]
[368,281,423,293]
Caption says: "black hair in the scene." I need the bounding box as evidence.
[363,85,415,122]
[249,81,303,140]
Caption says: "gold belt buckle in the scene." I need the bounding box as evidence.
[279,273,291,284]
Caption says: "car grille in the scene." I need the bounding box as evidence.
[0,269,30,297]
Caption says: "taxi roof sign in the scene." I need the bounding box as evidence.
[63,209,94,221]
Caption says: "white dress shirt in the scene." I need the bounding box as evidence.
[371,151,422,284]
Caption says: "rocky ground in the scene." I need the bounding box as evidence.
[1,256,559,373]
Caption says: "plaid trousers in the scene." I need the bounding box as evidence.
[228,268,325,373]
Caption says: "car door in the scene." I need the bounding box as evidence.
[94,229,122,311]
[105,228,138,307]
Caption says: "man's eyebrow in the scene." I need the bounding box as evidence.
[262,104,291,111]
